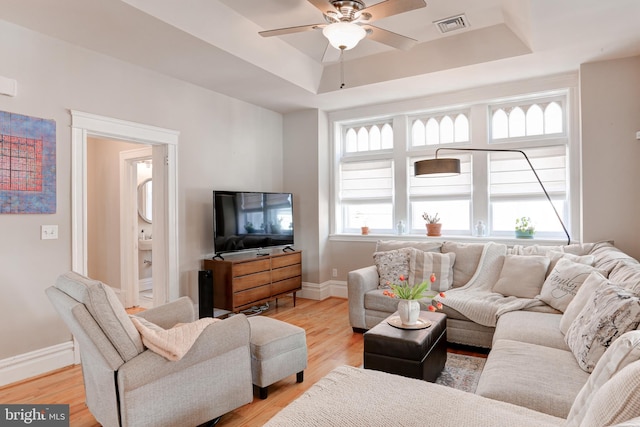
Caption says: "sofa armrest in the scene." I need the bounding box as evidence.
[136,296,195,328]
[118,313,250,391]
[348,265,379,330]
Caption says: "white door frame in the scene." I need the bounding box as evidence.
[120,147,152,308]
[71,110,180,304]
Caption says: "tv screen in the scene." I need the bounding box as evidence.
[213,191,294,255]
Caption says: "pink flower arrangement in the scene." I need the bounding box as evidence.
[383,274,445,311]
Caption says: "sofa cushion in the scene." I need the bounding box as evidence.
[589,240,634,275]
[492,255,549,298]
[373,249,410,289]
[406,248,456,292]
[578,360,640,427]
[565,283,640,373]
[538,258,600,312]
[566,331,640,427]
[364,289,444,314]
[476,339,589,418]
[560,271,608,335]
[55,271,144,361]
[546,250,595,276]
[364,289,402,313]
[610,261,640,293]
[442,242,485,288]
[493,311,567,350]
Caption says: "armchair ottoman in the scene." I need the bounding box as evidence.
[248,316,307,399]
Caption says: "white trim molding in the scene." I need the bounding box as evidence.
[71,110,180,306]
[0,342,75,387]
[298,280,347,300]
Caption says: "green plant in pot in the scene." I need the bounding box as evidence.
[244,222,256,233]
[515,216,535,239]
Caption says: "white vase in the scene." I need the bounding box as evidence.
[397,299,420,326]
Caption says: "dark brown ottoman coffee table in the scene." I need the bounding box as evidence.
[363,311,447,382]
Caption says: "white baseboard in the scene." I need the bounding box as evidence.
[0,341,75,387]
[139,277,153,292]
[298,280,347,300]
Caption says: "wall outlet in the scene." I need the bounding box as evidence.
[41,225,58,240]
[332,268,338,278]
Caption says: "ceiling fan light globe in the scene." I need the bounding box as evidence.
[322,22,366,50]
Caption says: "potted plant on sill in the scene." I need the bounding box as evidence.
[422,212,442,237]
[515,216,535,239]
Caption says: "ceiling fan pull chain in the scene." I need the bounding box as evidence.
[340,48,345,89]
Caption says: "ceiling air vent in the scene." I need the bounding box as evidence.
[434,14,469,34]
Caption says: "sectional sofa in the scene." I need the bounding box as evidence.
[340,239,640,422]
[267,239,640,425]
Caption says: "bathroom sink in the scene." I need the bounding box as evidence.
[138,239,153,251]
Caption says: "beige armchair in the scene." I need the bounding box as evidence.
[46,271,253,427]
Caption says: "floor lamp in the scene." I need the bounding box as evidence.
[414,147,571,245]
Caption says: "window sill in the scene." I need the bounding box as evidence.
[329,233,572,246]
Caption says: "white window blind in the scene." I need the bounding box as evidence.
[489,146,566,198]
[409,155,472,197]
[340,160,393,201]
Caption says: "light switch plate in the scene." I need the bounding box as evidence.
[41,225,58,240]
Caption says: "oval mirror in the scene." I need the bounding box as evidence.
[138,178,152,223]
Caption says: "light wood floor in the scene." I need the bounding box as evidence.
[0,297,484,427]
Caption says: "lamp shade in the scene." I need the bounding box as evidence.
[322,22,367,50]
[414,158,461,177]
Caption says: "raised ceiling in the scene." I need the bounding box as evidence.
[0,0,639,113]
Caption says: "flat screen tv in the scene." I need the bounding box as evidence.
[213,191,294,256]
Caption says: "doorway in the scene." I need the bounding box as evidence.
[120,146,153,308]
[71,111,180,307]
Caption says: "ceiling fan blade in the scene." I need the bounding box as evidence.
[361,0,426,23]
[259,23,324,38]
[362,24,418,50]
[307,0,340,17]
[322,43,342,63]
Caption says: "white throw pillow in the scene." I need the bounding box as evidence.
[546,250,595,276]
[492,255,550,299]
[405,248,456,292]
[538,258,600,312]
[565,283,640,373]
[577,360,640,427]
[373,249,410,289]
[566,331,640,427]
[560,271,608,335]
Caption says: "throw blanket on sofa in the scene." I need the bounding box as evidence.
[436,242,545,327]
[131,316,220,361]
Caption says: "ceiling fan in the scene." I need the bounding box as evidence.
[259,0,427,61]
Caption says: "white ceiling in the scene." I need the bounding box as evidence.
[1,0,639,114]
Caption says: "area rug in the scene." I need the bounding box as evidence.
[435,353,486,393]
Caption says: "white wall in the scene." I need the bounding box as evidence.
[0,19,283,364]
[283,110,321,283]
[580,55,640,259]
